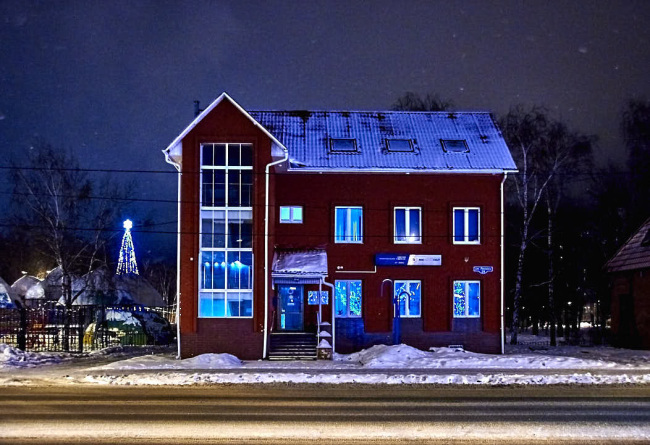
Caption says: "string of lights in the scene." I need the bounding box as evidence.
[115,219,139,275]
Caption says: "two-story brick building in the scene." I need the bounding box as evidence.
[163,93,516,359]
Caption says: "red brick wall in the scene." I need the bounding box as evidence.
[178,99,275,358]
[274,172,503,337]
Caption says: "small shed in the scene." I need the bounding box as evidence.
[605,217,650,349]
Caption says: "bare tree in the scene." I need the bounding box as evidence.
[140,259,176,306]
[501,107,591,345]
[11,143,125,350]
[541,126,593,345]
[622,98,650,228]
[392,92,453,112]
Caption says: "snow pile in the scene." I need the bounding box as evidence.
[96,352,242,370]
[338,343,624,369]
[341,344,431,367]
[0,343,64,368]
[84,371,650,387]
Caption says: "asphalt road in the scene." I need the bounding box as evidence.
[1,384,650,444]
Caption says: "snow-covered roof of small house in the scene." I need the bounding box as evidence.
[0,276,21,308]
[605,217,650,273]
[11,275,41,299]
[59,268,165,306]
[272,249,328,277]
[163,93,516,173]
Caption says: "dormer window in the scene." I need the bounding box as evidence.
[387,139,414,152]
[330,138,357,153]
[441,139,469,153]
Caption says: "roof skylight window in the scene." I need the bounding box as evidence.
[387,139,414,152]
[330,138,358,153]
[441,139,469,153]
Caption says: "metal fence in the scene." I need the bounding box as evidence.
[0,305,176,353]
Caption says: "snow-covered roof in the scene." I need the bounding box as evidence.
[605,217,650,273]
[11,275,41,298]
[272,249,328,277]
[55,268,165,306]
[249,110,517,172]
[0,276,21,308]
[162,92,516,173]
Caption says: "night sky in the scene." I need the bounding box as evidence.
[1,1,649,261]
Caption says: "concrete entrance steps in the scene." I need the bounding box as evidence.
[268,332,317,360]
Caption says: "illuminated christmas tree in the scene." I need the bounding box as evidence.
[116,219,139,275]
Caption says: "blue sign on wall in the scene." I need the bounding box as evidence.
[473,266,494,274]
[375,253,441,266]
[375,253,410,266]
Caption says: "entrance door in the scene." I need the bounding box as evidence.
[278,285,304,331]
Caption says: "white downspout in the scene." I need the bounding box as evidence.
[263,151,288,359]
[500,172,508,354]
[164,153,182,360]
[321,278,336,354]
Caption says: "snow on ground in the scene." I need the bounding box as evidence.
[0,343,67,368]
[3,339,650,386]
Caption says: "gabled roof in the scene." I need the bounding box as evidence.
[605,217,650,273]
[249,110,517,172]
[162,92,288,169]
[163,92,517,173]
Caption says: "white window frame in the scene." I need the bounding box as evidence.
[334,206,363,244]
[394,206,422,244]
[279,206,303,224]
[334,280,362,318]
[452,207,481,245]
[394,280,422,318]
[453,280,481,318]
[199,143,254,319]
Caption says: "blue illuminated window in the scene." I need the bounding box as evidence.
[335,206,363,243]
[394,207,421,243]
[199,143,253,318]
[394,280,421,318]
[453,281,480,318]
[453,207,480,244]
[335,280,362,317]
[279,206,303,223]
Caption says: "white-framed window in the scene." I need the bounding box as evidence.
[335,280,362,317]
[453,207,480,244]
[335,206,363,243]
[453,280,480,318]
[199,143,254,318]
[279,206,303,223]
[394,280,421,318]
[394,207,422,244]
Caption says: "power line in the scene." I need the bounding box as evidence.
[0,163,634,178]
[0,221,586,239]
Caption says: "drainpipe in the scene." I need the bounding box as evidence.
[500,172,508,354]
[164,154,182,360]
[263,150,288,359]
[321,278,336,353]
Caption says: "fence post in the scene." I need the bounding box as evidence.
[17,307,27,351]
[77,307,84,353]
